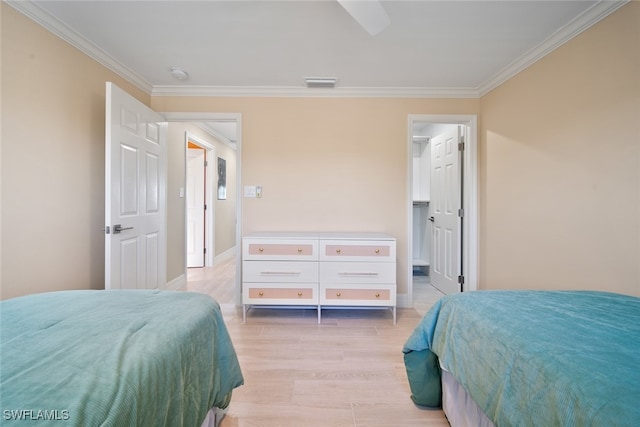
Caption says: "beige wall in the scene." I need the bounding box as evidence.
[214,141,237,257]
[479,2,640,295]
[151,97,479,297]
[1,3,149,299]
[166,122,237,283]
[2,2,638,300]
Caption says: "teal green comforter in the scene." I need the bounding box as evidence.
[403,290,640,426]
[1,290,244,426]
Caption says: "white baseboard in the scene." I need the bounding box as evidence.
[397,293,411,308]
[213,246,236,265]
[166,274,186,291]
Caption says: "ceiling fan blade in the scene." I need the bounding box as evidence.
[337,0,390,36]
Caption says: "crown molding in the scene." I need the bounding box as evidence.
[9,0,628,99]
[193,122,237,150]
[477,0,629,96]
[6,0,153,94]
[150,85,481,98]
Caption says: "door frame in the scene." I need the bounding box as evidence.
[185,133,215,267]
[406,114,478,305]
[163,112,243,305]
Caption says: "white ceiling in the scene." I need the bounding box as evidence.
[10,0,627,99]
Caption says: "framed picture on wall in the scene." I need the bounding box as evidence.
[217,157,226,200]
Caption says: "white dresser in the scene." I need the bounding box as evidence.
[242,232,396,323]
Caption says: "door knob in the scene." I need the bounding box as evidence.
[428,216,435,222]
[113,224,134,234]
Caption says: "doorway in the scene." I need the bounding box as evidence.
[164,113,243,305]
[407,115,478,305]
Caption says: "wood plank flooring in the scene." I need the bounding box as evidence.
[185,258,449,427]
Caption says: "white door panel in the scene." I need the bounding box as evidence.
[106,82,167,289]
[187,149,206,267]
[430,127,461,294]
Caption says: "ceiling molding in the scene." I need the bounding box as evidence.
[9,0,628,99]
[477,0,629,96]
[6,0,153,94]
[162,112,240,150]
[193,122,237,150]
[150,85,481,99]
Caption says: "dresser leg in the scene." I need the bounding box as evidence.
[243,304,247,323]
[317,305,321,324]
[393,306,397,324]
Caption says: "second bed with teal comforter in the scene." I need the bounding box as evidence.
[1,290,244,426]
[403,290,640,426]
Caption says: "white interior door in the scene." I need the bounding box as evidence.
[187,148,206,267]
[430,126,461,294]
[105,82,167,289]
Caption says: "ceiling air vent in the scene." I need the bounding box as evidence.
[305,78,337,88]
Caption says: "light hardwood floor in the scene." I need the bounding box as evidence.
[186,259,449,427]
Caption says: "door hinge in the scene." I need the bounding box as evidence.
[204,160,208,167]
[458,136,465,151]
[458,208,464,217]
[203,248,207,254]
[204,204,207,210]
[458,275,465,285]
[105,226,111,235]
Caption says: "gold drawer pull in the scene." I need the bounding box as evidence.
[258,247,264,252]
[297,291,303,297]
[375,293,380,298]
[336,292,341,297]
[297,248,303,253]
[336,248,341,254]
[375,249,380,254]
[258,291,264,297]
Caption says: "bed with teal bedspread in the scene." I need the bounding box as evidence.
[1,290,244,426]
[403,290,640,426]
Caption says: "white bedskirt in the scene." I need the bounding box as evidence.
[441,363,495,427]
[200,407,229,427]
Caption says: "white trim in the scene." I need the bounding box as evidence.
[214,246,236,265]
[151,85,480,99]
[406,115,478,305]
[8,0,626,99]
[234,118,243,306]
[193,123,237,150]
[166,274,186,291]
[397,293,410,309]
[163,112,243,306]
[163,112,241,122]
[6,0,152,94]
[478,0,629,96]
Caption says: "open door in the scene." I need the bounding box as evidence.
[430,126,462,294]
[187,147,206,267]
[105,82,167,289]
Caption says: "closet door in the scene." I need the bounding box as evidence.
[430,127,461,294]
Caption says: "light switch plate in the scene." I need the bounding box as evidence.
[244,186,256,197]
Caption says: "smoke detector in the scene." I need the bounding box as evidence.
[169,67,189,81]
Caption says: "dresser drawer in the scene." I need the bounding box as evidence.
[243,283,318,305]
[243,238,318,261]
[320,284,396,306]
[319,262,395,284]
[243,261,318,283]
[319,240,396,262]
